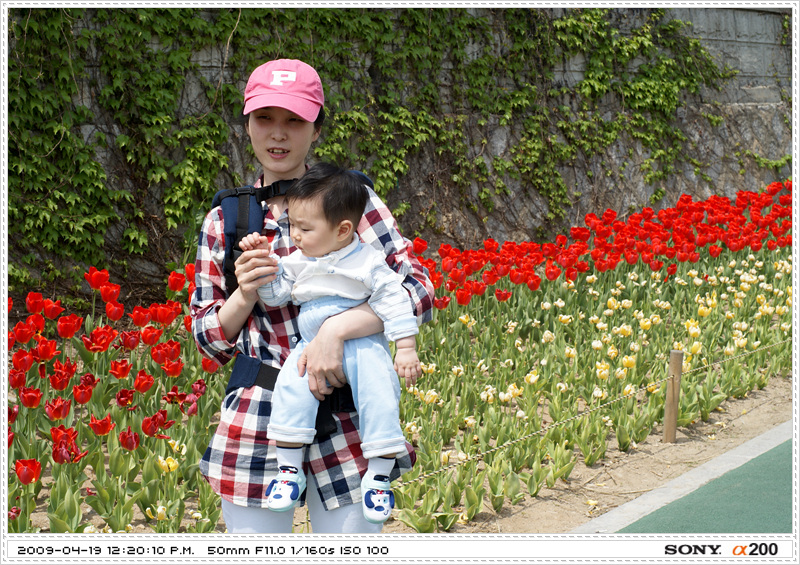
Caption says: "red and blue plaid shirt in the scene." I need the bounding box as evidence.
[191,179,433,510]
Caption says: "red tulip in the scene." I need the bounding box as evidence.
[48,369,72,392]
[8,331,15,351]
[455,288,472,306]
[109,359,132,380]
[544,262,561,281]
[133,370,155,393]
[9,369,26,389]
[483,238,499,253]
[80,373,98,388]
[161,359,184,377]
[115,389,135,409]
[154,408,176,430]
[12,349,34,372]
[192,379,207,397]
[8,427,14,449]
[168,271,186,292]
[84,266,110,290]
[141,414,171,439]
[31,337,60,363]
[141,416,161,437]
[56,313,84,340]
[105,300,125,321]
[7,297,11,312]
[128,306,152,327]
[526,274,542,291]
[162,386,187,406]
[118,330,141,350]
[44,397,71,421]
[25,292,44,314]
[88,414,116,436]
[570,227,591,242]
[666,264,678,276]
[9,405,19,425]
[412,237,428,255]
[119,426,140,451]
[50,425,87,464]
[140,325,163,346]
[53,357,78,379]
[509,269,528,285]
[201,357,220,373]
[150,300,182,326]
[185,400,199,417]
[14,459,42,485]
[184,263,196,282]
[73,383,94,405]
[42,299,65,319]
[12,321,35,344]
[494,289,512,302]
[81,325,119,353]
[19,386,43,409]
[433,296,451,310]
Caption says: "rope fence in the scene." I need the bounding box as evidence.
[292,335,791,528]
[394,335,792,488]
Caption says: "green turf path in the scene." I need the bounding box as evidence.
[619,440,792,533]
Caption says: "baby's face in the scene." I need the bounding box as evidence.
[288,198,344,258]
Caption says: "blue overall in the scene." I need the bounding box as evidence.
[267,296,406,459]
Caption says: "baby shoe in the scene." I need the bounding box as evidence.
[361,474,395,524]
[266,466,307,512]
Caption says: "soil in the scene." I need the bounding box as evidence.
[27,375,793,534]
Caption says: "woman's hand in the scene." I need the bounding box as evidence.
[297,321,347,401]
[216,244,278,343]
[298,302,385,401]
[234,244,278,303]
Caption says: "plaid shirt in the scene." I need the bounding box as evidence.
[191,180,433,510]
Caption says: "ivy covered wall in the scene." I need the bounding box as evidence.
[6,7,792,307]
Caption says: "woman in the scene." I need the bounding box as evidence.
[190,59,433,533]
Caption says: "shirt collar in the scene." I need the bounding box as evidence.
[317,235,360,264]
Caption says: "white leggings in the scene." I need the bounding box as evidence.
[221,483,383,534]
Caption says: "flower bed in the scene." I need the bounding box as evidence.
[6,181,792,533]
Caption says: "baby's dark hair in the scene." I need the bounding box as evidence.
[287,162,368,227]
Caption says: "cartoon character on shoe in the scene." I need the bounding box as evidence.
[361,474,395,523]
[266,465,307,512]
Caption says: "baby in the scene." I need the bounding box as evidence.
[239,162,421,523]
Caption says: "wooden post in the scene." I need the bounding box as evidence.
[663,349,684,443]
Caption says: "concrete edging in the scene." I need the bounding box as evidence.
[569,419,795,534]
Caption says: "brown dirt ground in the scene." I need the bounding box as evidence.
[28,375,793,534]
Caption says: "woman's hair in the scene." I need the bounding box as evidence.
[241,106,326,132]
[287,162,368,227]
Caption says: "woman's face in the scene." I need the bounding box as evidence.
[245,106,320,185]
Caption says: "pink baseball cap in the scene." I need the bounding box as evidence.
[243,59,324,122]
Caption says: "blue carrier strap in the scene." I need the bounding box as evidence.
[211,179,296,294]
[226,354,355,439]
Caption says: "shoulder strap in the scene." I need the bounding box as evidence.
[211,179,298,294]
[351,170,374,189]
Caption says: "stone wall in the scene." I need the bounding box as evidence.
[384,7,792,248]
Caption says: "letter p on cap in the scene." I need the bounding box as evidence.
[270,71,297,86]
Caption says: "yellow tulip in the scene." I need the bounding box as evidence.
[622,355,636,368]
[524,370,540,385]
